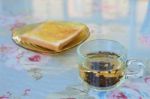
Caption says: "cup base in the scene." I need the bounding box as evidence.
[83,76,126,92]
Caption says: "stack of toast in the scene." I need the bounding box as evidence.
[18,21,88,52]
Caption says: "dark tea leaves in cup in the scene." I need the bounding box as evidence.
[79,52,125,87]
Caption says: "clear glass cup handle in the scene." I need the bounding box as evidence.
[126,59,145,79]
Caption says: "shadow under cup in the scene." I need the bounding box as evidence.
[77,39,144,91]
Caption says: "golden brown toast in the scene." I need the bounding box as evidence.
[21,21,84,52]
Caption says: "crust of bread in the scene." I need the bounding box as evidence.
[55,28,82,50]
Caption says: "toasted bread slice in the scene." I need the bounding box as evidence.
[21,21,84,52]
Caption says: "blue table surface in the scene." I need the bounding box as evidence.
[0,12,150,99]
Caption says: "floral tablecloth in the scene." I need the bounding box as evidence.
[0,15,150,99]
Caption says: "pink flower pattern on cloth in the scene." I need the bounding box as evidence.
[1,15,150,99]
[0,89,31,99]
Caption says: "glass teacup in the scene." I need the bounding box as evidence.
[77,39,145,91]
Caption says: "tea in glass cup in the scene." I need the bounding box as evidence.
[77,39,145,91]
